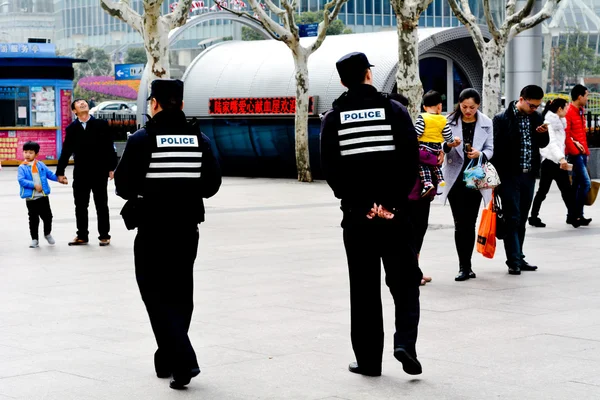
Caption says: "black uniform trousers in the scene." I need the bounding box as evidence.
[530,159,575,219]
[134,220,200,377]
[73,178,110,240]
[342,217,422,373]
[26,196,52,240]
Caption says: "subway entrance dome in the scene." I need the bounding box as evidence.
[179,27,489,178]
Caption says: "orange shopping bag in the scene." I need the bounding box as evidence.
[477,197,497,259]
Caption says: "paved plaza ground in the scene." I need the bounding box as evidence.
[1,165,600,399]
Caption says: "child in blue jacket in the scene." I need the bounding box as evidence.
[17,141,65,248]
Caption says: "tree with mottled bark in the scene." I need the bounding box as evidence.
[220,0,348,182]
[100,0,194,82]
[448,0,561,116]
[390,0,433,120]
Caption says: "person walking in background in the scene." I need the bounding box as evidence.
[565,84,592,227]
[492,85,549,275]
[56,99,118,246]
[18,141,66,248]
[440,89,494,282]
[528,98,576,228]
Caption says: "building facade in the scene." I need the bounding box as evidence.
[0,0,55,44]
[52,0,505,54]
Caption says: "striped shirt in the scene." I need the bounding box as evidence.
[414,114,453,143]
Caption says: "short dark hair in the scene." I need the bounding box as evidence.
[341,68,369,88]
[389,92,409,107]
[154,97,183,111]
[520,85,544,101]
[71,98,88,110]
[23,141,40,154]
[571,84,588,101]
[422,90,443,107]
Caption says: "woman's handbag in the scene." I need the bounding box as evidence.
[463,156,501,190]
[463,157,485,189]
[477,197,497,259]
[585,180,600,206]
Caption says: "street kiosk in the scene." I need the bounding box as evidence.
[0,43,84,165]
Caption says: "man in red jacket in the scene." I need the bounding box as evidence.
[565,84,592,227]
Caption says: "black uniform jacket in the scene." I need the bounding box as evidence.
[57,116,118,179]
[114,109,222,224]
[492,101,550,178]
[320,84,419,222]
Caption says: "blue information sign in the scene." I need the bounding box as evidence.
[0,43,56,58]
[298,23,319,38]
[115,63,145,81]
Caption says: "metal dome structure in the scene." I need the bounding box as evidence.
[179,26,488,117]
[136,27,490,178]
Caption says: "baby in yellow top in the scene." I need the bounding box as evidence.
[414,91,460,197]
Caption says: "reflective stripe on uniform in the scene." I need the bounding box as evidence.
[146,172,202,178]
[340,145,396,156]
[151,152,203,158]
[339,135,394,146]
[148,162,202,169]
[338,125,391,136]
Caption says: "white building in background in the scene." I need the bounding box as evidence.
[0,0,55,44]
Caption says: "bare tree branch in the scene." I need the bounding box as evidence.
[483,0,501,42]
[504,0,535,28]
[447,0,485,55]
[281,0,299,39]
[415,0,434,16]
[506,0,518,16]
[245,0,291,40]
[165,0,194,30]
[264,0,286,17]
[216,1,281,40]
[509,0,560,40]
[100,0,143,32]
[308,0,344,55]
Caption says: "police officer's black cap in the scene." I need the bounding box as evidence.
[336,52,374,84]
[147,79,184,104]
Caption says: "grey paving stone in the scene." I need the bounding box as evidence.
[1,167,600,399]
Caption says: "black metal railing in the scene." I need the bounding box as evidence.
[587,112,600,148]
[95,112,139,142]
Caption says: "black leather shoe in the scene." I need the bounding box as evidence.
[508,265,521,275]
[455,268,476,281]
[520,262,538,271]
[348,362,381,377]
[169,367,200,390]
[393,347,422,375]
[567,217,582,228]
[580,217,592,226]
[528,217,546,228]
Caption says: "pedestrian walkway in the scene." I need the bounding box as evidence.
[0,166,599,399]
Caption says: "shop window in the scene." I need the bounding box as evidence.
[0,86,30,127]
[31,86,56,127]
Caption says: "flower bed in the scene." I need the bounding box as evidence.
[78,76,140,100]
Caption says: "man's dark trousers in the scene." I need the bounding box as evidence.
[342,217,422,374]
[73,178,110,240]
[134,219,200,376]
[499,172,536,267]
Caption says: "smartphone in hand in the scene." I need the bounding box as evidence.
[465,143,473,153]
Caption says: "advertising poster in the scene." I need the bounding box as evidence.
[60,89,73,143]
[0,130,57,161]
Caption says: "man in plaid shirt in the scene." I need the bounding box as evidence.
[491,85,550,275]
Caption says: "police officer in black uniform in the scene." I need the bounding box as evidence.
[320,52,422,377]
[114,79,222,389]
